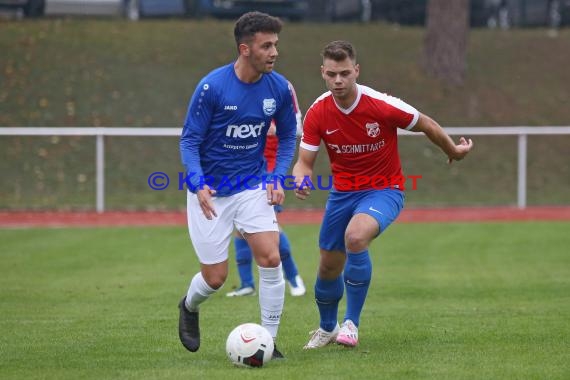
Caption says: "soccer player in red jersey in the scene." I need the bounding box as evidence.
[293,40,473,349]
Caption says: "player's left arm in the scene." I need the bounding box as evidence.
[268,86,297,205]
[288,81,303,137]
[411,113,474,164]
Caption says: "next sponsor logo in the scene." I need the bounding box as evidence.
[225,122,265,139]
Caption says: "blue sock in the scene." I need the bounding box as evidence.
[279,231,299,285]
[343,250,372,327]
[234,236,254,289]
[315,276,344,332]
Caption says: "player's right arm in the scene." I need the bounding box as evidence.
[180,80,218,219]
[292,148,318,200]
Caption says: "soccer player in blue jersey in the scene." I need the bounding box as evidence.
[178,12,298,358]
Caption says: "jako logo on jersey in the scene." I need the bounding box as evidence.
[226,122,265,138]
[262,98,276,116]
[366,122,380,138]
[224,105,238,111]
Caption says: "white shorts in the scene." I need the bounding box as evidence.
[186,188,279,265]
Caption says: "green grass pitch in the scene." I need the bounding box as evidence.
[1,222,569,379]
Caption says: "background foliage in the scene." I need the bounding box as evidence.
[1,20,569,210]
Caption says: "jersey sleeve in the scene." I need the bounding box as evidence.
[299,105,321,152]
[272,81,298,179]
[289,82,303,137]
[179,80,216,190]
[383,95,419,130]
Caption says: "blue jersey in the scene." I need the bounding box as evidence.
[180,63,298,196]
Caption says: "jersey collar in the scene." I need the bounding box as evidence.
[333,84,362,115]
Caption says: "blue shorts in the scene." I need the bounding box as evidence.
[319,188,404,252]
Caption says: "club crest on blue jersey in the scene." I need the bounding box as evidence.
[365,122,380,138]
[263,98,277,116]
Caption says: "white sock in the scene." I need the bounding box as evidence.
[185,272,217,312]
[258,264,285,339]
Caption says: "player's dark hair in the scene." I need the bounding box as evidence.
[234,12,283,47]
[322,40,357,62]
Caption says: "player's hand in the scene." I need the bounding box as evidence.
[448,137,473,164]
[197,185,217,220]
[293,175,311,200]
[266,180,285,206]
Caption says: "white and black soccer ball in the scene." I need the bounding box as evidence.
[226,323,274,368]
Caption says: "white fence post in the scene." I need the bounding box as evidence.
[96,133,105,213]
[517,134,527,209]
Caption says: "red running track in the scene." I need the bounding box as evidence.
[1,207,569,228]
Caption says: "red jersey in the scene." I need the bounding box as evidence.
[300,84,419,191]
[264,135,278,172]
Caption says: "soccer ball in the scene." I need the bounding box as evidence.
[226,323,274,368]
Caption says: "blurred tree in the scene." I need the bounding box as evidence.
[422,0,469,85]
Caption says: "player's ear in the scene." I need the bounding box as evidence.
[239,43,250,57]
[320,65,325,79]
[354,63,360,78]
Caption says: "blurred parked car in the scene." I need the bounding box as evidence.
[371,0,499,27]
[187,0,309,21]
[126,0,311,21]
[124,0,187,20]
[489,0,570,28]
[371,0,570,28]
[0,0,45,17]
[45,0,123,16]
[308,0,371,22]
[43,0,189,19]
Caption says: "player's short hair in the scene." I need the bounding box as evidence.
[322,40,357,63]
[234,12,283,47]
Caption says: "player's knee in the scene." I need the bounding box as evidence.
[318,263,343,279]
[318,253,345,278]
[345,230,370,252]
[256,252,281,268]
[203,272,227,290]
[207,278,226,290]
